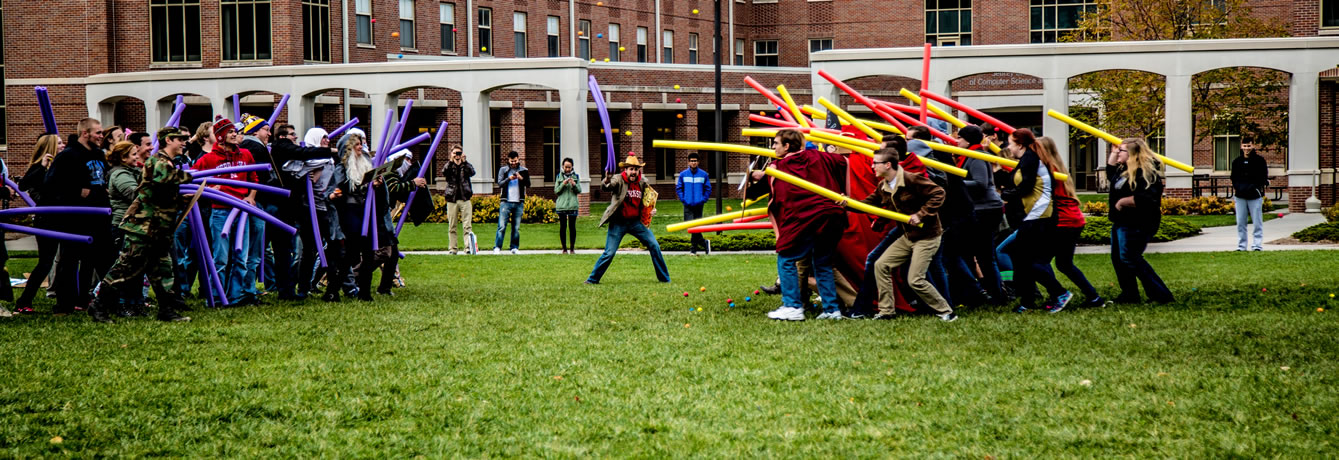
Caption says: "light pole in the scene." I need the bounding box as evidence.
[713,0,724,215]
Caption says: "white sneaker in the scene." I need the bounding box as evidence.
[510,248,519,255]
[938,312,958,322]
[767,306,805,321]
[493,247,501,255]
[0,306,12,318]
[815,311,845,320]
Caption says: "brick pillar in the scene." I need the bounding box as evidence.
[499,106,526,161]
[672,109,698,175]
[617,108,643,161]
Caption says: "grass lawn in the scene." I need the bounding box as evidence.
[1178,213,1279,228]
[1,251,1337,457]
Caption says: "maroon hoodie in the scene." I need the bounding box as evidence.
[767,148,848,253]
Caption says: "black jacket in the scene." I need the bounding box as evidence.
[927,150,976,229]
[270,138,338,219]
[44,140,110,208]
[1107,164,1164,233]
[21,163,49,206]
[441,160,476,202]
[496,165,531,202]
[1230,153,1268,200]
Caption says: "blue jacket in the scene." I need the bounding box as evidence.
[675,167,711,206]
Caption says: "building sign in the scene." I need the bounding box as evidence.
[951,72,1043,92]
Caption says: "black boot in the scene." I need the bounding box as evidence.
[156,292,191,322]
[88,296,115,324]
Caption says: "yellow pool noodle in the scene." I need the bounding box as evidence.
[1046,110,1193,173]
[900,88,1002,155]
[775,85,810,128]
[667,207,768,233]
[652,140,778,159]
[817,98,883,142]
[763,168,913,224]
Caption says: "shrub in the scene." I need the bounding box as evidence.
[1078,216,1201,245]
[1082,201,1108,216]
[1323,202,1339,223]
[1293,222,1339,243]
[469,195,557,224]
[1157,196,1270,216]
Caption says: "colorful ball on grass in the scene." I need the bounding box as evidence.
[683,292,690,297]
[727,298,734,304]
[745,297,751,302]
[754,290,760,295]
[729,303,735,308]
[696,307,703,312]
[1319,308,1325,312]
[699,286,706,292]
[726,206,733,211]
[1331,293,1335,298]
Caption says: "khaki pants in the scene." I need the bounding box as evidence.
[447,200,473,251]
[875,235,952,316]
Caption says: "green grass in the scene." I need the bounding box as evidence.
[2,251,1338,457]
[1177,213,1279,228]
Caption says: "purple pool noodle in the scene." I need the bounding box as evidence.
[179,186,297,235]
[384,132,431,158]
[191,177,290,197]
[234,212,247,252]
[362,131,430,233]
[0,206,110,216]
[374,108,396,160]
[362,187,374,237]
[37,87,59,136]
[267,94,290,126]
[396,121,448,235]
[588,76,616,172]
[188,206,219,307]
[3,177,37,207]
[305,176,328,268]
[232,94,241,120]
[258,225,265,279]
[220,208,240,237]
[327,117,360,140]
[191,205,229,306]
[165,101,186,128]
[380,100,414,166]
[189,163,272,179]
[370,196,379,250]
[0,223,92,244]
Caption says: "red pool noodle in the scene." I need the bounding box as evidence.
[920,43,931,124]
[742,77,797,124]
[732,214,768,224]
[920,90,1015,135]
[687,222,772,233]
[816,70,910,134]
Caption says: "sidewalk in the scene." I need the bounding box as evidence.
[1073,211,1338,254]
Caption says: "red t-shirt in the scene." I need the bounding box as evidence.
[193,144,258,209]
[620,172,643,221]
[1053,180,1086,228]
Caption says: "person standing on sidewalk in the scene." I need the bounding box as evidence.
[585,153,670,284]
[676,153,712,255]
[554,158,581,254]
[440,146,475,254]
[494,151,529,254]
[1231,136,1268,252]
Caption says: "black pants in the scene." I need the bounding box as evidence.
[684,204,707,253]
[557,211,577,250]
[55,224,113,313]
[1006,218,1066,308]
[17,235,59,307]
[296,210,330,294]
[267,213,297,297]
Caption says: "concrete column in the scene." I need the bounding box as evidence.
[460,89,493,193]
[558,87,591,193]
[291,94,316,132]
[1164,74,1194,190]
[209,94,229,126]
[93,101,114,127]
[1042,77,1070,166]
[1287,73,1321,211]
[810,76,840,113]
[151,98,173,132]
[368,93,396,152]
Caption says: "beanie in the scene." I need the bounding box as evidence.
[239,114,269,135]
[214,118,235,140]
[958,125,984,146]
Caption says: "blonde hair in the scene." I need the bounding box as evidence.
[32,134,61,166]
[341,132,373,188]
[1037,136,1076,197]
[1121,138,1163,188]
[106,141,137,167]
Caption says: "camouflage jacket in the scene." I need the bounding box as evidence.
[119,151,195,239]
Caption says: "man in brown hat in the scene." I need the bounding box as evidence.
[584,152,670,284]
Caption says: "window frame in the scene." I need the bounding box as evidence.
[753,39,778,66]
[608,23,621,60]
[440,2,456,54]
[513,11,527,58]
[808,37,832,53]
[1324,0,1339,29]
[1029,0,1098,43]
[662,29,674,63]
[734,38,745,65]
[925,0,971,46]
[1213,132,1241,172]
[543,126,562,182]
[478,7,493,55]
[547,15,560,57]
[636,26,648,62]
[399,0,416,49]
[356,0,372,45]
[150,0,204,64]
[688,32,699,64]
[220,0,274,62]
[302,0,330,62]
[578,20,591,60]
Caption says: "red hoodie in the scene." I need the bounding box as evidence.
[193,143,258,208]
[767,148,848,254]
[1053,180,1086,228]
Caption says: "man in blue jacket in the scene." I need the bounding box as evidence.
[675,152,712,255]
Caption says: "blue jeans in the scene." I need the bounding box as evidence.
[586,219,670,283]
[209,210,250,302]
[242,211,266,297]
[1234,196,1264,250]
[173,215,200,295]
[928,240,951,307]
[495,201,523,250]
[1111,225,1174,303]
[853,227,902,316]
[776,238,840,314]
[995,230,1018,273]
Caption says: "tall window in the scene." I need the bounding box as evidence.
[1214,131,1241,171]
[151,0,203,63]
[662,30,674,63]
[735,39,745,65]
[578,20,591,59]
[754,40,778,66]
[926,0,971,46]
[440,2,455,53]
[688,33,699,64]
[0,0,5,145]
[1030,0,1098,43]
[398,0,415,48]
[547,16,561,57]
[543,127,561,182]
[636,26,648,62]
[478,7,492,55]
[1324,0,1339,28]
[654,127,673,180]
[808,38,832,53]
[513,12,527,58]
[608,24,621,60]
[356,0,372,44]
[303,0,330,61]
[221,0,272,61]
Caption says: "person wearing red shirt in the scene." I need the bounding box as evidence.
[585,153,670,284]
[192,119,260,305]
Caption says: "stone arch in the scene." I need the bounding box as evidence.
[153,92,216,133]
[1189,66,1291,174]
[1063,69,1168,190]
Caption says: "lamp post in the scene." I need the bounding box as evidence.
[713,0,724,215]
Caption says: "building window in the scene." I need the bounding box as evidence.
[608,24,621,60]
[440,2,455,53]
[578,20,591,60]
[398,0,415,48]
[491,125,501,172]
[0,0,5,145]
[808,38,832,53]
[1213,132,1241,171]
[303,0,330,61]
[356,0,372,44]
[1030,0,1097,43]
[636,27,648,62]
[221,0,273,61]
[547,16,560,57]
[662,30,674,63]
[543,127,561,182]
[151,0,203,63]
[654,127,674,180]
[735,38,744,65]
[688,33,699,64]
[1325,0,1339,28]
[513,12,527,58]
[754,40,778,66]
[478,7,492,55]
[926,0,971,46]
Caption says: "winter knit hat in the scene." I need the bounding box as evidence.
[957,125,984,146]
[239,114,269,135]
[213,118,236,140]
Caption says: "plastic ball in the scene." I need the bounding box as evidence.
[729,303,735,308]
[391,32,400,37]
[603,58,610,62]
[619,46,626,52]
[591,59,596,63]
[597,1,603,5]
[1330,293,1335,298]
[673,84,681,89]
[745,297,752,302]
[675,98,681,103]
[1277,213,1284,218]
[676,114,683,119]
[696,307,702,312]
[452,28,458,32]
[597,33,603,38]
[482,47,488,52]
[692,9,699,14]
[371,18,376,23]
[624,131,633,136]
[759,111,766,116]
[578,31,584,36]
[1262,288,1268,292]
[754,290,760,295]
[727,298,734,303]
[1319,308,1326,312]
[397,54,404,58]
[683,292,689,297]
[726,206,733,211]
[699,287,706,292]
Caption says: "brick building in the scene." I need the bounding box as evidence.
[2,0,1337,210]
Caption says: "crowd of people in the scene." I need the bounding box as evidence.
[747,124,1177,321]
[1,114,430,322]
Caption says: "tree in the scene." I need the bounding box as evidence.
[1067,0,1290,151]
